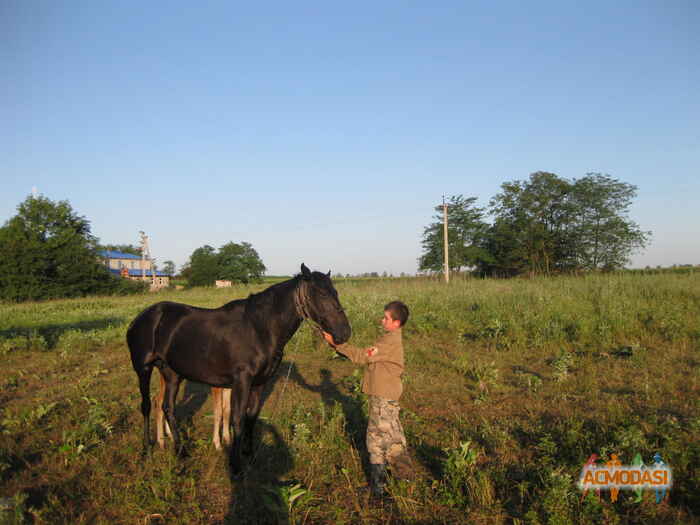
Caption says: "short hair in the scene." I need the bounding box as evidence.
[384,301,409,326]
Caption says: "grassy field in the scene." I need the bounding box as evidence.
[1,273,699,524]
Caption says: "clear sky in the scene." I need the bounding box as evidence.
[2,1,698,276]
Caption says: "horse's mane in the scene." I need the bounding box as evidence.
[218,276,300,312]
[243,275,300,315]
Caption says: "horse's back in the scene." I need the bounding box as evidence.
[127,300,249,373]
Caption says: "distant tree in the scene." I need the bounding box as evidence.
[162,260,176,276]
[217,241,266,284]
[185,242,266,287]
[480,172,650,276]
[187,245,219,287]
[419,195,490,274]
[486,172,573,276]
[0,195,139,301]
[567,173,650,270]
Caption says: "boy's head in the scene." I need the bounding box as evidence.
[382,301,409,332]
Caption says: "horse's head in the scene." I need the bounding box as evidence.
[297,263,351,344]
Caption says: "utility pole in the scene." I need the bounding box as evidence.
[139,231,157,287]
[139,231,147,282]
[443,196,449,283]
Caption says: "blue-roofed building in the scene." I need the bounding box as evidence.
[99,250,170,289]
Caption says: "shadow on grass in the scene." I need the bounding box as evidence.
[287,364,370,476]
[0,317,124,349]
[224,422,294,525]
[146,363,295,523]
[413,441,445,480]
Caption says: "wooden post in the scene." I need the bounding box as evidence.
[443,196,449,283]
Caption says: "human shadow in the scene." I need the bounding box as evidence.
[287,364,409,518]
[287,364,370,480]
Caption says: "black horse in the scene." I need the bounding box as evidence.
[126,263,351,472]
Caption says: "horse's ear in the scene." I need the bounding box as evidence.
[301,263,311,280]
[326,270,331,277]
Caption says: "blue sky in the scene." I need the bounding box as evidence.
[2,1,698,275]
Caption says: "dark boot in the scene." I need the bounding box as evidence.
[369,463,388,499]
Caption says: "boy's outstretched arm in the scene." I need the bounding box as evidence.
[322,331,375,364]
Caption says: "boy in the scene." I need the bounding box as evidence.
[323,300,414,498]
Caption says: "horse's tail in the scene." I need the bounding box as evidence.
[127,302,167,372]
[127,302,168,451]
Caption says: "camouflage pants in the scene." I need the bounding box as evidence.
[367,395,407,465]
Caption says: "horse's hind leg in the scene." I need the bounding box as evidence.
[137,365,154,453]
[161,368,183,456]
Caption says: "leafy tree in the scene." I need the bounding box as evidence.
[568,173,650,270]
[217,242,266,284]
[487,172,574,276]
[162,260,176,276]
[187,245,219,287]
[480,172,650,275]
[185,242,266,286]
[419,195,490,273]
[0,195,140,301]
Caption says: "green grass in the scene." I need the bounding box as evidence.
[1,273,699,523]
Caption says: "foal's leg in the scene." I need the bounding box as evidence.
[155,372,173,448]
[222,388,232,447]
[229,375,252,474]
[212,387,232,450]
[212,387,223,450]
[161,369,184,456]
[243,384,265,456]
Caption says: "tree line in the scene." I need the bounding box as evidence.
[419,172,651,277]
[0,172,650,302]
[0,195,267,302]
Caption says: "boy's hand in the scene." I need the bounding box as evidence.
[322,331,336,347]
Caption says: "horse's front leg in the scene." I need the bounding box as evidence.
[229,374,252,475]
[243,384,265,456]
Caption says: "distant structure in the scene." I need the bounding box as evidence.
[99,249,170,290]
[215,280,233,288]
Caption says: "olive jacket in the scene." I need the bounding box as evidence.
[335,328,404,401]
